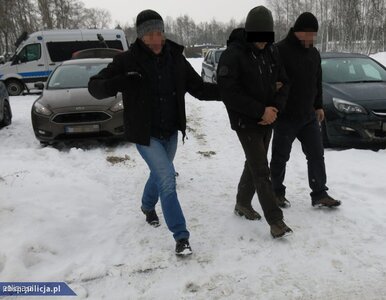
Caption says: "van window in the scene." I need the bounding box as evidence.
[47,40,124,62]
[18,43,41,63]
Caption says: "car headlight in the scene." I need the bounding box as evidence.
[110,100,123,112]
[33,101,52,116]
[332,97,367,114]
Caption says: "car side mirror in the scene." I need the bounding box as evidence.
[34,82,44,90]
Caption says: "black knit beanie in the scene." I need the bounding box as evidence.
[245,6,274,43]
[136,9,164,38]
[293,12,319,32]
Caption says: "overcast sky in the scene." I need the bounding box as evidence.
[81,0,266,26]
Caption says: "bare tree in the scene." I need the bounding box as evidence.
[37,0,54,29]
[82,7,112,29]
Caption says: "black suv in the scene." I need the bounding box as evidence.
[0,81,12,128]
[201,48,224,83]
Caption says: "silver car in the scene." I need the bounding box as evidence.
[201,48,225,83]
[31,58,124,144]
[0,81,12,128]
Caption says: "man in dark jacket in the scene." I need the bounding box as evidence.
[88,9,218,256]
[217,6,292,238]
[270,12,341,208]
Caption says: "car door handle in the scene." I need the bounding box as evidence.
[38,64,44,66]
[49,63,56,66]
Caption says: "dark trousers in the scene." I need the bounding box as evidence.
[270,113,329,200]
[236,128,283,225]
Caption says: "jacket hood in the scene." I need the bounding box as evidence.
[227,28,247,47]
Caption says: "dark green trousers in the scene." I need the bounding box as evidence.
[236,128,283,225]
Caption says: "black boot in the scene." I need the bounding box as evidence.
[141,207,160,227]
[175,239,192,256]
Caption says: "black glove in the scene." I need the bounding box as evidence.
[110,72,142,92]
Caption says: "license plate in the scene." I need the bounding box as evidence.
[65,124,100,133]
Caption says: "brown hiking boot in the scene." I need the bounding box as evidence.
[270,220,293,238]
[234,203,261,220]
[312,195,341,208]
[276,195,291,208]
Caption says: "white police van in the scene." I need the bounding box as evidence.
[0,29,128,96]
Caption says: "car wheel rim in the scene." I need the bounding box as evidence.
[8,82,22,96]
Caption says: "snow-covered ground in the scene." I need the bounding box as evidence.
[1,58,386,300]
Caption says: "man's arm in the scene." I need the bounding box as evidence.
[88,54,139,100]
[314,52,323,110]
[184,59,219,100]
[268,45,290,112]
[314,52,325,122]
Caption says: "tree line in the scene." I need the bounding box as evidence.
[0,0,385,58]
[270,0,386,54]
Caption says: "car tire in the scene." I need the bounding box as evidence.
[40,141,50,147]
[0,101,12,127]
[6,79,24,96]
[321,120,331,148]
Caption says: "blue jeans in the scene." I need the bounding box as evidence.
[136,132,189,241]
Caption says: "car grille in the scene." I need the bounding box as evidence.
[52,112,111,124]
[372,110,386,119]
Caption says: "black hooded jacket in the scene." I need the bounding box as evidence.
[88,39,218,145]
[276,28,323,118]
[217,28,289,130]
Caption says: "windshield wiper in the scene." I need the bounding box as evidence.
[343,80,385,83]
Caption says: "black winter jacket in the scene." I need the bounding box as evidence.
[276,28,323,118]
[217,28,289,130]
[88,39,218,145]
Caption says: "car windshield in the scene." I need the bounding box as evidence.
[322,57,386,83]
[47,63,108,89]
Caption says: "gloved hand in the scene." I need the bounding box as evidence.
[111,72,142,92]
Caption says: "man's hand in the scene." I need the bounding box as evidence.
[315,108,325,123]
[259,106,278,125]
[276,81,283,91]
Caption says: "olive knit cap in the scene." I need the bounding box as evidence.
[245,6,274,42]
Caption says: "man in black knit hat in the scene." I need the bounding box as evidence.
[217,6,293,238]
[88,9,218,256]
[270,12,341,208]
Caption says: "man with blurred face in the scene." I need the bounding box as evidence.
[270,12,341,208]
[217,6,293,239]
[88,9,218,256]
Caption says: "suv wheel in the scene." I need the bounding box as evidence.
[6,79,24,96]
